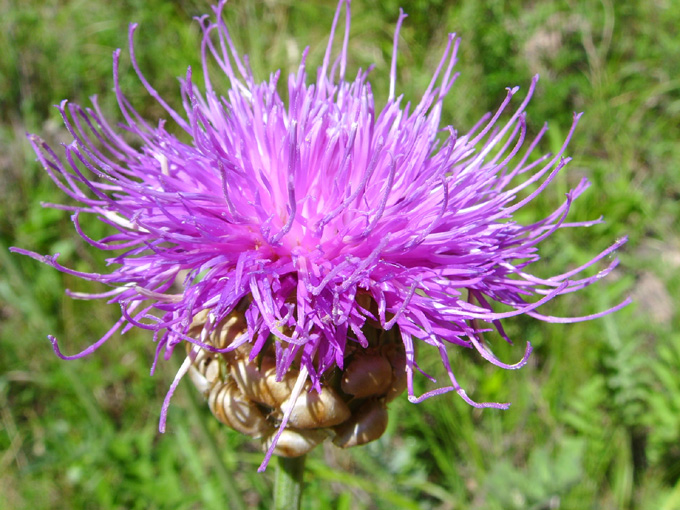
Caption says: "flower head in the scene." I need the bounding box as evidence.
[13,0,629,469]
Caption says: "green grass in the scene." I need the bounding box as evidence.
[1,0,679,508]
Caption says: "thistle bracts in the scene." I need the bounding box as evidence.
[186,304,406,457]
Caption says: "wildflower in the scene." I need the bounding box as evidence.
[12,0,629,470]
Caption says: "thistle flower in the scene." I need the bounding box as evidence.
[12,0,629,470]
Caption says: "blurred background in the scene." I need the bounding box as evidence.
[1,0,678,508]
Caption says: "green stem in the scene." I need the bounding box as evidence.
[274,455,306,510]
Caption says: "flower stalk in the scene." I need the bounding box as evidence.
[274,455,306,510]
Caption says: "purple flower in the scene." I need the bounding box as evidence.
[13,0,629,468]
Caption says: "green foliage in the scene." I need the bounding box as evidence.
[1,0,679,508]
[648,334,680,477]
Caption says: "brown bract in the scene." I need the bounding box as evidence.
[185,309,407,457]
